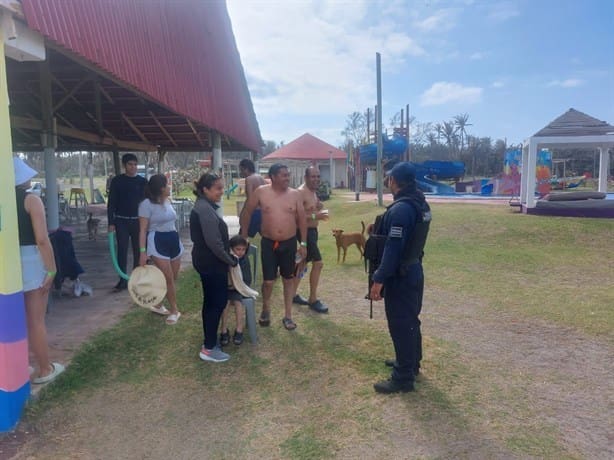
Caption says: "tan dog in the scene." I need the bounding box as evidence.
[332,221,366,263]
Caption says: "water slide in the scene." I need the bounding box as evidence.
[414,175,456,194]
[359,135,464,195]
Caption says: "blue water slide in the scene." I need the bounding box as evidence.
[415,176,456,195]
[359,134,407,163]
[419,161,465,180]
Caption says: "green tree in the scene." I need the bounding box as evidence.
[442,121,458,156]
[341,111,368,150]
[454,113,471,156]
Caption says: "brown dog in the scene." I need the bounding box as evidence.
[332,221,366,263]
[87,213,100,240]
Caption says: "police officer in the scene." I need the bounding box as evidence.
[369,162,431,394]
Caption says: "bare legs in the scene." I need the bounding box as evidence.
[281,277,294,319]
[221,300,245,333]
[262,277,294,321]
[151,256,181,316]
[262,280,274,316]
[293,260,323,304]
[24,288,52,378]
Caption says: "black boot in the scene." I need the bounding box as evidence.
[384,359,397,367]
[373,378,414,394]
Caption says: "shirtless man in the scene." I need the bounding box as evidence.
[292,166,329,313]
[240,163,307,330]
[239,158,266,237]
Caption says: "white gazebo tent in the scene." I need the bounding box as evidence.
[521,109,614,208]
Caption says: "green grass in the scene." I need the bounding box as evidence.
[21,190,611,458]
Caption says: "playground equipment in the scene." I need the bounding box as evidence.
[359,134,463,195]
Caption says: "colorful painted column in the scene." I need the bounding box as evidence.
[0,26,30,430]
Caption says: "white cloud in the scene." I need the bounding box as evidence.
[491,80,505,88]
[227,0,426,120]
[420,82,483,106]
[470,52,487,60]
[546,79,585,88]
[487,2,520,22]
[413,9,458,32]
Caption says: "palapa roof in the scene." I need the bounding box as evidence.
[533,108,614,138]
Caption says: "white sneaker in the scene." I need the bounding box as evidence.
[199,346,230,362]
[73,279,83,297]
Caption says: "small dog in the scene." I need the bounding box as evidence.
[332,221,366,263]
[87,213,100,240]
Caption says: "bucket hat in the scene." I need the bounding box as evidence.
[13,157,38,186]
[128,265,167,308]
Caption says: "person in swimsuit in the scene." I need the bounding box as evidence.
[239,163,307,330]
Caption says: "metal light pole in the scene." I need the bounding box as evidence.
[328,150,334,189]
[376,52,383,207]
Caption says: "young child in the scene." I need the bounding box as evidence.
[220,235,253,346]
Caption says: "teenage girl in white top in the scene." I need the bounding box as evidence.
[138,174,183,324]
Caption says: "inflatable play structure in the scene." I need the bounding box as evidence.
[359,134,464,195]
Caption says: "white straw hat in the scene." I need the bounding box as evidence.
[13,157,38,186]
[128,265,167,308]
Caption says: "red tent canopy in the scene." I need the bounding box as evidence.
[263,133,346,161]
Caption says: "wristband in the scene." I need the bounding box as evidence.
[300,241,307,247]
[312,213,316,221]
[47,271,56,277]
[139,247,146,253]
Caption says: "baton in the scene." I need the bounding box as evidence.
[108,232,130,281]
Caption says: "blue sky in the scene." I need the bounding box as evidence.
[227,0,614,148]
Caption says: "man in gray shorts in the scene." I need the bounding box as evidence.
[293,166,329,313]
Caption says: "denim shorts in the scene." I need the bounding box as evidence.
[20,245,47,292]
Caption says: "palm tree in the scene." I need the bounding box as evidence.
[434,123,443,144]
[442,121,458,157]
[454,113,471,156]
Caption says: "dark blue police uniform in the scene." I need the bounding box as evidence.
[372,188,431,388]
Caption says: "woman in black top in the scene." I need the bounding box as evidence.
[190,173,238,363]
[13,157,65,384]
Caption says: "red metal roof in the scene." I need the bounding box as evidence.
[262,133,346,161]
[20,0,262,152]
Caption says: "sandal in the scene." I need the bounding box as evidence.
[258,311,271,327]
[233,330,244,345]
[150,305,171,316]
[166,312,181,325]
[282,317,297,330]
[220,329,230,346]
[32,362,65,384]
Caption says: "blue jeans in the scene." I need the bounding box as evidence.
[198,272,228,349]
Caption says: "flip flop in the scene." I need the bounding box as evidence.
[32,362,65,384]
[150,305,171,316]
[282,317,297,330]
[258,311,270,327]
[166,312,181,325]
[308,300,329,314]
